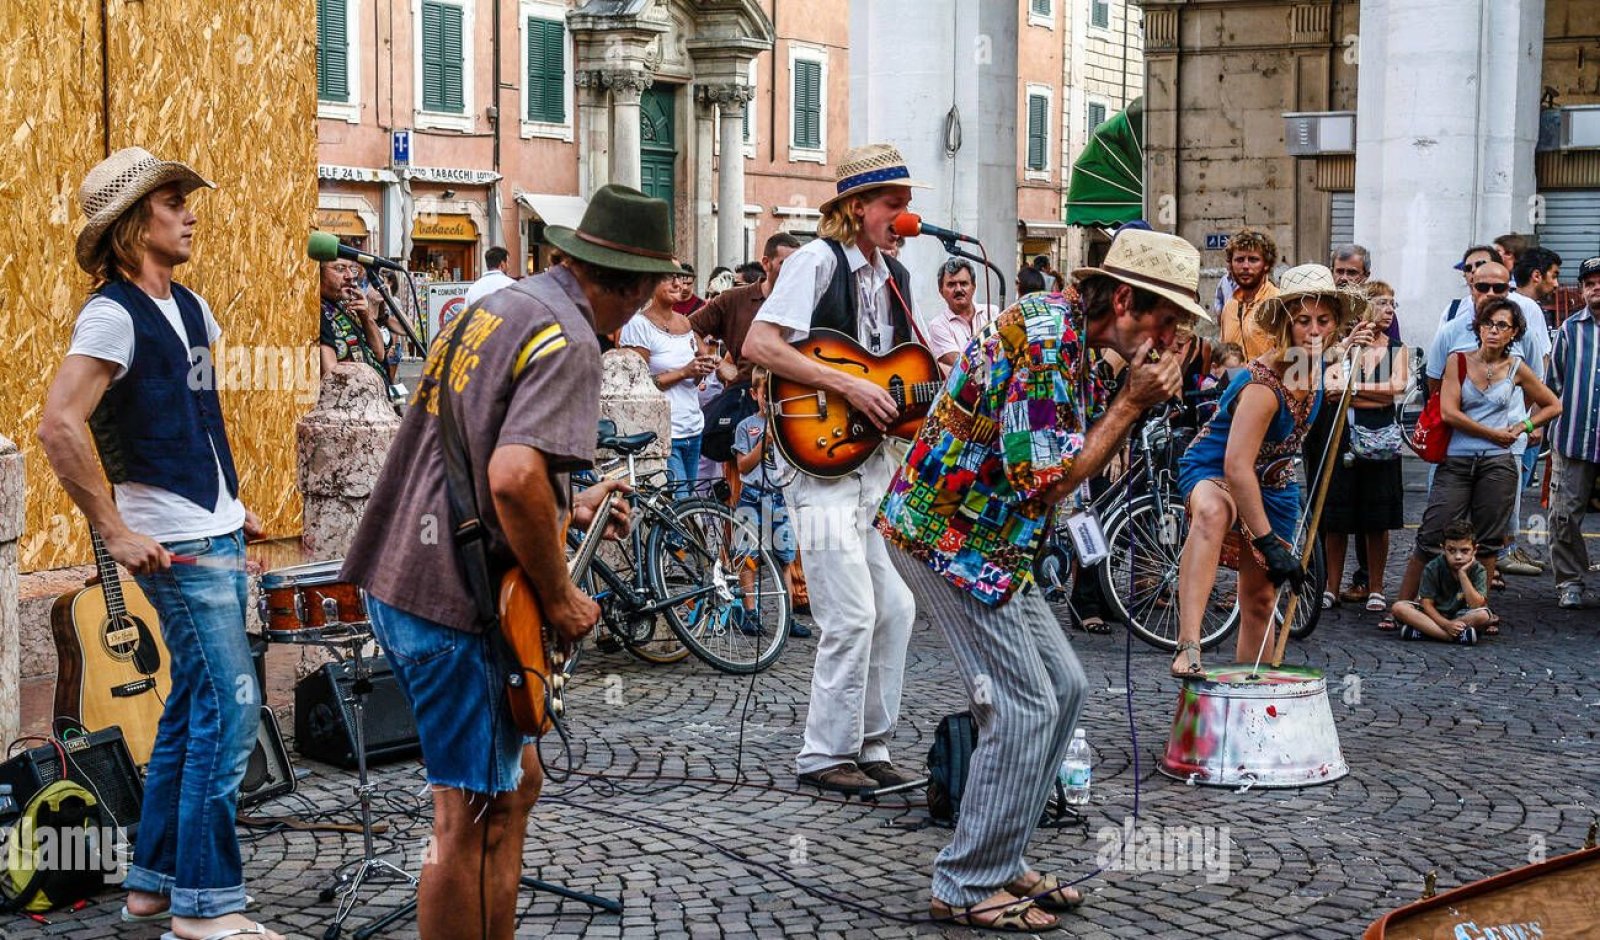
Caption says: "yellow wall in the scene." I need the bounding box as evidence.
[0,0,316,571]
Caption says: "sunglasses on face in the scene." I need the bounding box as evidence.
[1472,282,1510,294]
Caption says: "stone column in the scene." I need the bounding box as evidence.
[297,364,401,562]
[576,74,612,196]
[0,435,21,748]
[598,350,670,569]
[706,84,753,271]
[693,95,717,279]
[607,71,652,190]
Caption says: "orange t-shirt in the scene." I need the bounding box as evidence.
[1219,280,1280,361]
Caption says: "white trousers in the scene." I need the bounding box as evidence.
[786,450,917,775]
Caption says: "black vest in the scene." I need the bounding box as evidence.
[89,281,240,511]
[808,239,915,348]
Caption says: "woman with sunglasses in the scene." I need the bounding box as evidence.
[1406,297,1561,632]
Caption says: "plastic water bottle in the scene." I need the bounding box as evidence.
[1060,729,1092,805]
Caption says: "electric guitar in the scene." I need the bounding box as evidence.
[50,527,173,766]
[497,495,617,736]
[766,329,942,479]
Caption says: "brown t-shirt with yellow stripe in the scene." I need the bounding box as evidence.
[343,264,602,632]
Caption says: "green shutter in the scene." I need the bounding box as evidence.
[1088,102,1107,133]
[317,0,348,103]
[422,2,464,114]
[742,90,751,142]
[1030,0,1051,16]
[1027,95,1048,170]
[527,18,565,123]
[794,59,820,150]
[1092,0,1111,29]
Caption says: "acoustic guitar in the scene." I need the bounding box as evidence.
[497,494,617,736]
[50,527,173,766]
[766,329,942,479]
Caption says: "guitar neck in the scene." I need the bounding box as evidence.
[567,495,616,583]
[88,527,127,618]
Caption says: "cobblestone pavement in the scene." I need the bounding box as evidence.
[11,462,1599,939]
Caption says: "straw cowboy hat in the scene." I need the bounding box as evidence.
[543,184,681,275]
[75,147,214,275]
[1253,263,1369,335]
[818,143,930,214]
[1071,229,1211,323]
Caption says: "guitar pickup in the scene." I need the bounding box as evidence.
[111,678,157,698]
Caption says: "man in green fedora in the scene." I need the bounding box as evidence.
[343,184,678,939]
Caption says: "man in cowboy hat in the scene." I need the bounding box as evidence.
[38,147,281,939]
[743,143,933,796]
[340,184,672,939]
[876,228,1201,931]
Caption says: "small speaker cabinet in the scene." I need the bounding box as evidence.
[294,654,420,769]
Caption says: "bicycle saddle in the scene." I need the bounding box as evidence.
[595,418,657,455]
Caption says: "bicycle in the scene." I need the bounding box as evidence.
[563,420,791,676]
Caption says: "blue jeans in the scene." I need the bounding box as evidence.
[125,530,258,918]
[667,435,702,497]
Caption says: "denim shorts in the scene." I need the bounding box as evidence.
[736,490,797,565]
[368,597,528,795]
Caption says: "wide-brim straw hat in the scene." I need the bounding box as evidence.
[818,143,931,214]
[75,147,214,275]
[543,184,681,275]
[1253,263,1369,335]
[1071,229,1211,323]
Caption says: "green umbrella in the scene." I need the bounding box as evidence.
[1065,97,1144,227]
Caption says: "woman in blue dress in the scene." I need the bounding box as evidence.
[1171,265,1374,677]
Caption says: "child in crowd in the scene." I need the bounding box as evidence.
[731,366,810,639]
[1207,341,1246,388]
[1390,520,1497,645]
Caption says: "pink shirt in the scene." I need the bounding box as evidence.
[927,303,1000,361]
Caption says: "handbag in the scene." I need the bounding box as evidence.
[700,379,757,463]
[1405,352,1463,464]
[1348,407,1403,461]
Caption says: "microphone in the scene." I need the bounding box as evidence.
[892,213,978,246]
[307,231,408,272]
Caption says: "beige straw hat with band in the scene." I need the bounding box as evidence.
[1071,229,1211,323]
[1252,263,1369,335]
[75,147,214,275]
[819,143,931,215]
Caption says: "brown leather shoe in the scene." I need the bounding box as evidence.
[797,762,877,794]
[858,760,924,789]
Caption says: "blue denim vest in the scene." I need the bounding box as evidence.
[88,281,239,511]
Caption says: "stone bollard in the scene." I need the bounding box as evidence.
[599,348,671,481]
[298,363,401,562]
[0,435,23,748]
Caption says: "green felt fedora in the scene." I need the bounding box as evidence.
[543,184,679,275]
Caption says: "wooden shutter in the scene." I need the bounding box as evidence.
[423,2,464,114]
[317,0,348,103]
[1092,0,1111,29]
[1030,0,1051,16]
[1088,102,1107,133]
[794,59,821,150]
[1027,94,1048,170]
[527,17,565,123]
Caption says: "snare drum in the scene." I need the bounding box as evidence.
[258,560,367,640]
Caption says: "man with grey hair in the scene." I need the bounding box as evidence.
[1330,244,1371,288]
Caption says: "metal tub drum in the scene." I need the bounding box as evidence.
[1160,665,1348,788]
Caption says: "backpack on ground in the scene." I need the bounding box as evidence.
[0,780,108,914]
[926,712,978,824]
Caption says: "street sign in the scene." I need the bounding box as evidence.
[425,281,471,340]
[391,129,412,167]
[1205,232,1230,251]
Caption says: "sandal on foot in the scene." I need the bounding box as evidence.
[1377,614,1397,632]
[1485,617,1501,636]
[1170,641,1204,679]
[930,898,1060,933]
[160,925,274,940]
[1489,575,1507,591]
[1321,591,1339,610]
[1339,584,1369,604]
[125,896,255,925]
[1365,592,1388,612]
[1076,616,1112,635]
[1006,872,1084,912]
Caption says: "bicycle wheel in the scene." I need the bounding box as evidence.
[1286,537,1324,640]
[646,499,789,674]
[1099,496,1238,652]
[568,527,688,665]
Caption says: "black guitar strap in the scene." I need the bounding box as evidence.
[434,309,500,632]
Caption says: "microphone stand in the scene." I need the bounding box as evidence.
[364,264,425,355]
[939,237,1008,311]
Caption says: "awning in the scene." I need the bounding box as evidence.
[1020,220,1073,239]
[514,192,589,229]
[1066,97,1144,227]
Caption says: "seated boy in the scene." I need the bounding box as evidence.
[1390,520,1497,645]
[732,366,810,639]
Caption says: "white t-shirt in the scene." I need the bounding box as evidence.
[753,238,926,355]
[464,269,516,307]
[618,313,706,440]
[66,290,246,543]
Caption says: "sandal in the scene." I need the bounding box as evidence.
[1365,592,1387,612]
[1076,616,1112,635]
[1007,872,1085,912]
[1485,616,1501,636]
[1489,575,1507,591]
[1321,591,1339,610]
[930,897,1060,934]
[1377,614,1397,632]
[1170,641,1204,679]
[1339,584,1369,604]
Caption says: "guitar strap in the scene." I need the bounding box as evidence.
[433,308,502,633]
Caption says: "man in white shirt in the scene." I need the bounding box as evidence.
[464,245,516,307]
[38,148,280,940]
[926,258,1001,368]
[744,143,932,796]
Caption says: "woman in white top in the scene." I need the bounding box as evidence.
[620,271,718,491]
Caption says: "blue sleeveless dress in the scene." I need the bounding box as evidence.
[1178,360,1324,540]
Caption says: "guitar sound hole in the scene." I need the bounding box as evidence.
[102,615,140,662]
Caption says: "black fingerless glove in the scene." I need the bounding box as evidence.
[1252,533,1305,588]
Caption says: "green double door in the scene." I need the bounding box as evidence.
[640,86,675,229]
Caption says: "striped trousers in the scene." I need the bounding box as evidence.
[901,560,1087,906]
